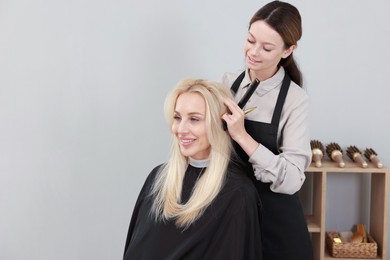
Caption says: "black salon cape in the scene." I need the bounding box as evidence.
[123,163,262,260]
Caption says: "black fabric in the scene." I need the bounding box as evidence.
[230,71,245,94]
[231,71,313,260]
[123,162,263,260]
[237,78,260,108]
[271,73,291,126]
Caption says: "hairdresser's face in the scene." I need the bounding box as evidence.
[244,20,293,80]
[172,92,211,160]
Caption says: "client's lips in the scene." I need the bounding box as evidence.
[180,138,195,146]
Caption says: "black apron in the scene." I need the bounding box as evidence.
[231,71,313,260]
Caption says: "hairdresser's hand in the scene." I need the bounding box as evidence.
[222,98,247,141]
[222,98,259,157]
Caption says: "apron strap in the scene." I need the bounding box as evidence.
[230,70,291,127]
[230,71,245,94]
[271,73,291,126]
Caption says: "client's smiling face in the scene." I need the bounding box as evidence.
[172,92,211,160]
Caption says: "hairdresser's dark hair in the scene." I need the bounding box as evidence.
[249,1,303,86]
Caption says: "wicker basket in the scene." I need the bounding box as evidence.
[326,231,377,258]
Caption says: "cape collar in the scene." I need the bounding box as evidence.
[189,157,209,168]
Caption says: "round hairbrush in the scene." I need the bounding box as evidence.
[325,142,345,168]
[364,148,383,168]
[346,145,368,168]
[310,140,325,167]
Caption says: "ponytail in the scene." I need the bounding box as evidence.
[280,53,302,86]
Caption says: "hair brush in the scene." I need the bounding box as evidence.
[364,148,383,168]
[346,145,368,168]
[310,140,325,167]
[325,142,345,168]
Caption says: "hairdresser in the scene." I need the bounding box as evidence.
[222,1,313,259]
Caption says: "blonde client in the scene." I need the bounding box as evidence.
[123,79,262,260]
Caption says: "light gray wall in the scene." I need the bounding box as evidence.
[0,0,389,259]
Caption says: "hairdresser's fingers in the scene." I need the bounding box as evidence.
[222,98,247,139]
[224,98,244,116]
[221,112,232,124]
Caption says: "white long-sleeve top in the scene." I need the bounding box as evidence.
[222,67,311,195]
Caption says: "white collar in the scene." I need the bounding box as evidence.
[189,157,209,168]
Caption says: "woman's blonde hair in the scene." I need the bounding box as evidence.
[150,78,233,229]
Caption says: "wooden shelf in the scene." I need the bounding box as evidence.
[307,160,389,173]
[306,215,321,233]
[303,160,389,260]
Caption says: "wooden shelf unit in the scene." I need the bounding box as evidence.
[304,160,389,260]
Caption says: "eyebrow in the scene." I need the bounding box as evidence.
[174,111,204,116]
[248,32,276,46]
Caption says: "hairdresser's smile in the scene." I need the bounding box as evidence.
[247,56,261,65]
[172,92,211,160]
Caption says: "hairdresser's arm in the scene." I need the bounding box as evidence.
[222,98,259,156]
[223,95,311,195]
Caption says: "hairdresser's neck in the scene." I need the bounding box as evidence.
[249,66,278,82]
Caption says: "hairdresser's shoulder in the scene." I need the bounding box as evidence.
[287,79,309,106]
[221,70,243,86]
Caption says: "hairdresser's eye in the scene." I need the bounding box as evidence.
[247,38,255,44]
[173,114,181,121]
[190,117,200,122]
[262,44,275,52]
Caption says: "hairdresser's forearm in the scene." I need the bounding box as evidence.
[233,132,259,158]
